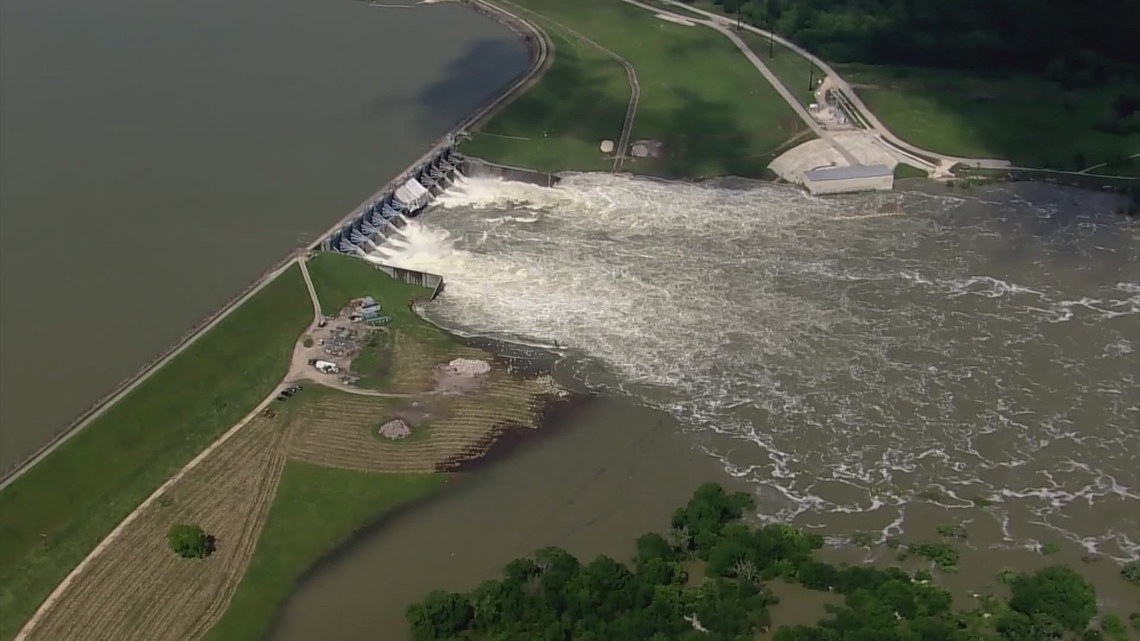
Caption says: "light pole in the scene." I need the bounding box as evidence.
[808,57,814,92]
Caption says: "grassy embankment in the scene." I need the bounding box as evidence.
[836,63,1140,169]
[306,253,454,350]
[642,1,826,109]
[0,265,312,641]
[203,463,447,641]
[462,29,630,173]
[205,253,537,639]
[465,0,809,178]
[305,252,460,388]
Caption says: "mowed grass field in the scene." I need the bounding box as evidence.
[26,414,290,641]
[0,265,312,641]
[289,379,545,473]
[837,63,1140,168]
[462,29,630,173]
[203,463,447,641]
[469,0,808,178]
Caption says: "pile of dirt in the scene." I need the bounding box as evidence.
[447,358,491,376]
[378,419,412,440]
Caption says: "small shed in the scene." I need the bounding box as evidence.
[803,164,893,195]
[360,296,378,309]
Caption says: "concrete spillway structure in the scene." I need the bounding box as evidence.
[324,145,465,257]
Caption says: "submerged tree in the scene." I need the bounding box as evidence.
[406,483,1114,641]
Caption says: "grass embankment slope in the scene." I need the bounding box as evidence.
[0,265,312,641]
[202,253,547,641]
[462,29,630,173]
[838,64,1140,169]
[306,253,455,351]
[203,463,446,641]
[466,0,808,178]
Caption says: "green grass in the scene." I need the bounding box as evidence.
[350,329,394,389]
[305,252,455,350]
[739,32,824,107]
[203,462,448,641]
[894,163,929,179]
[837,63,1140,168]
[0,265,312,641]
[472,0,809,178]
[462,30,630,173]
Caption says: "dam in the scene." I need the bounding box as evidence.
[324,143,465,257]
[323,147,560,273]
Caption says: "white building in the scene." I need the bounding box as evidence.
[313,359,340,374]
[803,164,893,195]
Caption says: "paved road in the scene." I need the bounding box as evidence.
[656,0,1012,170]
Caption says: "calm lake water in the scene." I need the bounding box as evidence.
[0,0,529,470]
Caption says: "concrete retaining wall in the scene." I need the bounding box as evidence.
[462,157,560,187]
[373,263,445,299]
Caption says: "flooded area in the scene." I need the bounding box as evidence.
[0,0,529,470]
[270,398,731,640]
[266,174,1138,638]
[381,176,1138,563]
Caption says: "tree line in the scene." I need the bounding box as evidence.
[698,0,1137,81]
[407,483,1132,640]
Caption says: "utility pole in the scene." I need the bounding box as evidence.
[766,2,775,57]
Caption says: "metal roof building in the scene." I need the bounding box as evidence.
[803,164,893,195]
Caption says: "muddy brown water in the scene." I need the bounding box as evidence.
[0,0,529,470]
[268,176,1139,639]
[269,397,733,640]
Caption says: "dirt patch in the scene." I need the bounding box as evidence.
[27,417,287,641]
[288,369,547,474]
[433,358,492,395]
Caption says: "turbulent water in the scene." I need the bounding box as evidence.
[372,174,1139,560]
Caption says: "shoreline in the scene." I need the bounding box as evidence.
[0,0,550,489]
[262,387,596,639]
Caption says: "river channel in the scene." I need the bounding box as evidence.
[272,175,1138,639]
[0,0,529,470]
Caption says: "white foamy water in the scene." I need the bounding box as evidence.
[374,174,1139,559]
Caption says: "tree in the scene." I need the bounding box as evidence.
[1121,560,1140,586]
[166,523,213,559]
[406,590,473,641]
[1008,566,1097,632]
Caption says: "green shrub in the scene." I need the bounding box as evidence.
[167,523,213,559]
